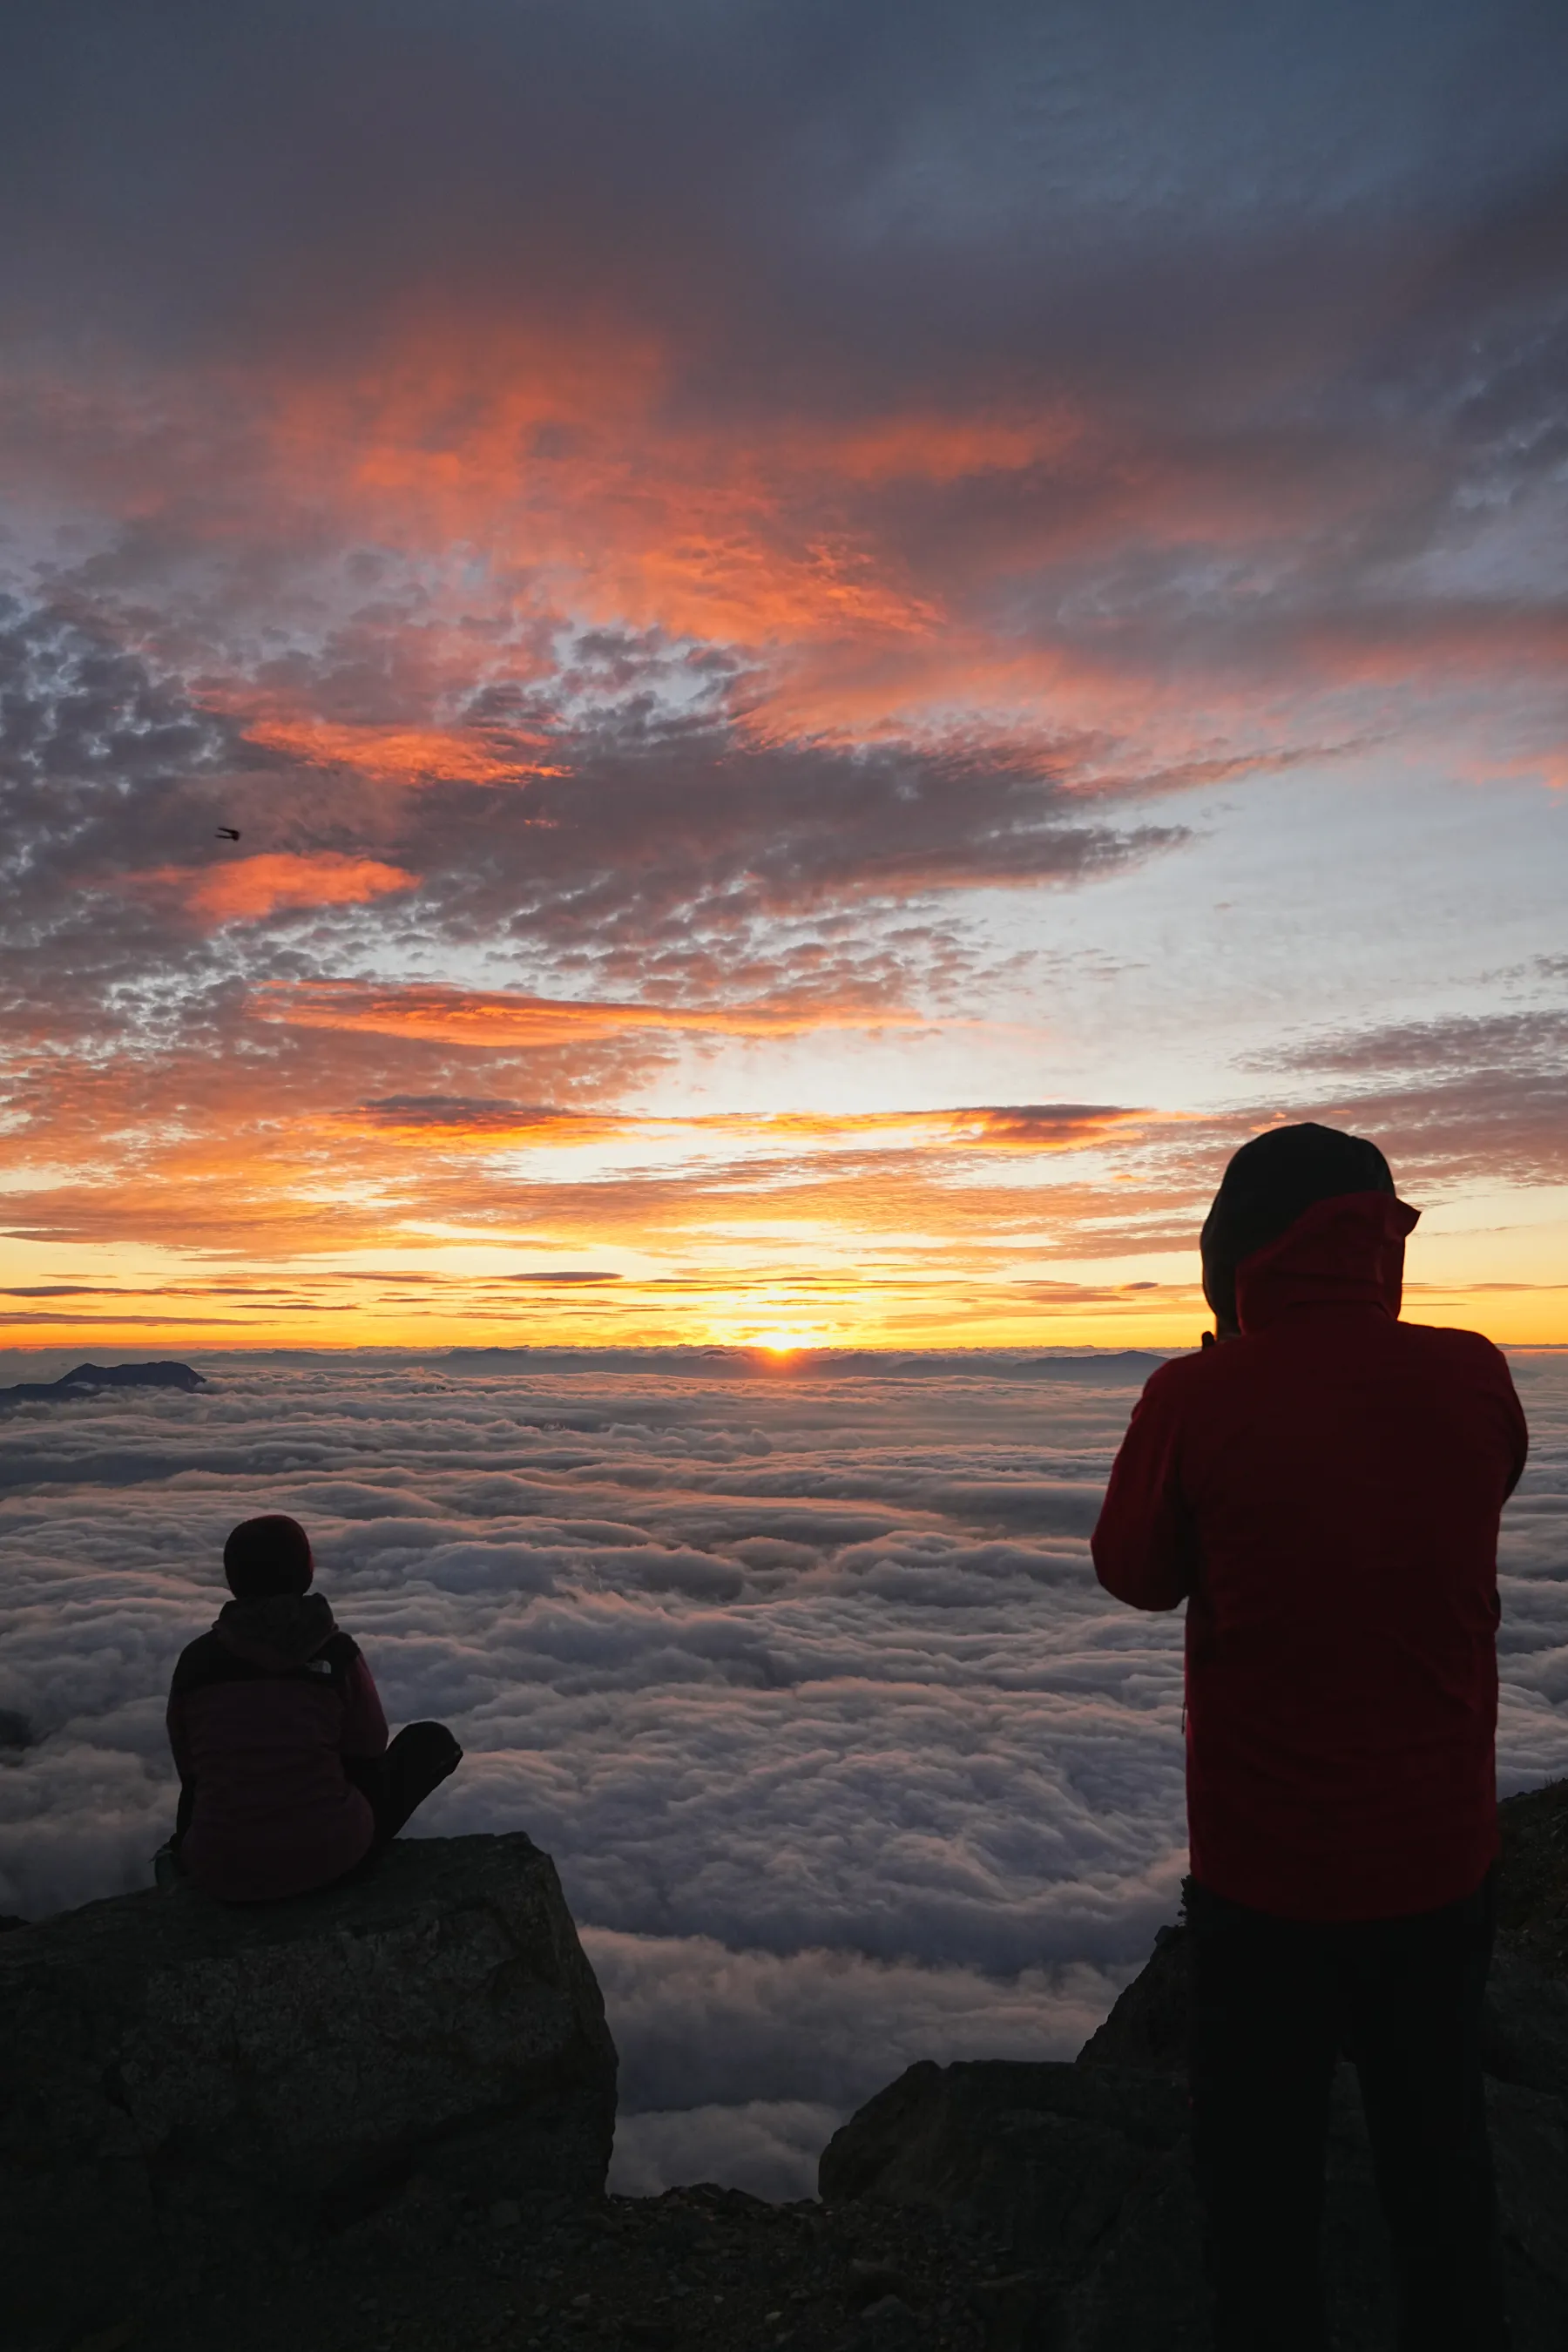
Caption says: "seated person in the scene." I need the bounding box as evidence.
[165,1513,462,1902]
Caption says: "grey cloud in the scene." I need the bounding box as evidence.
[1232,1009,1568,1192]
[0,599,231,959]
[0,594,1183,1071]
[591,1926,1129,2195]
[3,3,1565,382]
[589,1929,1121,2115]
[1247,1010,1568,1078]
[606,2099,841,2203]
[348,688,1188,965]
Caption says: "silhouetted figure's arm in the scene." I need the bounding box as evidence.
[1497,1365,1529,1503]
[338,1652,390,1801]
[339,1651,389,1756]
[1092,1367,1199,1611]
[166,1678,196,1848]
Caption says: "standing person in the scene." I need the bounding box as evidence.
[1092,1123,1527,2352]
[166,1513,463,1903]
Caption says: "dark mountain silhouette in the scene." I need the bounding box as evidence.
[0,1360,206,1408]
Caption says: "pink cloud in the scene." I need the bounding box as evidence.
[139,853,416,923]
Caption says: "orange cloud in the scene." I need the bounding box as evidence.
[696,1104,1151,1152]
[344,1098,1148,1152]
[141,853,416,923]
[239,324,962,645]
[20,327,1558,797]
[816,409,1085,486]
[253,981,929,1045]
[239,717,567,787]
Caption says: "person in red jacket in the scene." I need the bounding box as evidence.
[166,1514,463,1903]
[1092,1123,1526,2352]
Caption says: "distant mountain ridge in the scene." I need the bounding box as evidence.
[0,1360,206,1408]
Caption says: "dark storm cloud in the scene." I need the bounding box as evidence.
[3,2,1565,385]
[4,2,1566,639]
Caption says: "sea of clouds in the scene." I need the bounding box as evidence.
[2,1347,1565,2198]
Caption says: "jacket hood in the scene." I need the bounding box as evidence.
[214,1590,337,1668]
[1234,1190,1420,1336]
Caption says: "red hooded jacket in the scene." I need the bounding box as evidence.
[166,1591,388,1902]
[1091,1192,1528,1922]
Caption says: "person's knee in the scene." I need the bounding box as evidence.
[400,1719,460,1747]
[405,1720,463,1776]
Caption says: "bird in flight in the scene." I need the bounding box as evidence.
[215,827,241,841]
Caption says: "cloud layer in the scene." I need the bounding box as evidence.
[1,1351,1563,2192]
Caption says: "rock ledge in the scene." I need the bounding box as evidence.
[0,1833,616,2349]
[821,1777,1568,2351]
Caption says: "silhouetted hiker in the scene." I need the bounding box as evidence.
[164,1514,463,1902]
[1092,1123,1527,2352]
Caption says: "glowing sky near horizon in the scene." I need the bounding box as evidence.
[2,1,1566,1350]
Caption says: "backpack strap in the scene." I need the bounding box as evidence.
[299,1631,361,1696]
[170,1627,361,1703]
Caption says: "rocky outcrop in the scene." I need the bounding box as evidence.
[0,1358,206,1408]
[0,1833,616,2352]
[821,1776,1568,2351]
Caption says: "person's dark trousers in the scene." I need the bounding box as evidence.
[1187,1861,1510,2352]
[344,1721,463,1848]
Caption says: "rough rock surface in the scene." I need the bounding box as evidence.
[0,1833,616,2351]
[821,1775,1568,2352]
[94,2179,1030,2352]
[7,1785,1567,2352]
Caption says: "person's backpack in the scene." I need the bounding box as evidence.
[167,1629,364,1848]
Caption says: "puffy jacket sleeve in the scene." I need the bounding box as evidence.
[1493,1346,1530,1502]
[166,1685,193,1783]
[1092,1364,1199,1612]
[338,1652,389,1759]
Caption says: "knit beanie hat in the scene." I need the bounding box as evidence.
[222,1513,314,1598]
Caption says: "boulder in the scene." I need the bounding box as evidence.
[1073,1902,1568,2104]
[821,1782,1568,2350]
[0,1833,616,2351]
[822,2020,1568,2352]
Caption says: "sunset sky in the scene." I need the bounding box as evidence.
[3,0,1566,1352]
